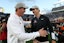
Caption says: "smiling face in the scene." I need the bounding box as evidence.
[31,8,40,15]
[16,7,26,16]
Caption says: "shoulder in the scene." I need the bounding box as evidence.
[41,15,48,18]
[8,14,17,22]
[41,15,49,21]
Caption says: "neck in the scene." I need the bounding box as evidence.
[35,13,40,18]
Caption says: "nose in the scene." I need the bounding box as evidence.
[33,11,35,13]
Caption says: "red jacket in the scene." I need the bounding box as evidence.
[0,30,7,40]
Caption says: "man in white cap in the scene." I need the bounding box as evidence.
[30,6,56,43]
[7,2,48,43]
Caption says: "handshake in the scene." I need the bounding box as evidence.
[38,28,48,37]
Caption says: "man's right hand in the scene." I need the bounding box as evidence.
[38,28,48,37]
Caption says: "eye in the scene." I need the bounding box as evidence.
[23,8,26,10]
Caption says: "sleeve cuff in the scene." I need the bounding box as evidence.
[34,32,40,37]
[51,32,56,40]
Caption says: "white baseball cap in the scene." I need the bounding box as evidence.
[15,2,28,9]
[30,6,39,11]
[30,6,39,9]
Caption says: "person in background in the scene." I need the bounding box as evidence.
[7,2,48,43]
[30,6,56,43]
[0,17,8,43]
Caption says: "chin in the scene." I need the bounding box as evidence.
[21,14,24,16]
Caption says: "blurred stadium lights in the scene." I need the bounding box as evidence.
[0,7,4,13]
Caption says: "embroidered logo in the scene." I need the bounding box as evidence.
[41,18,44,20]
[34,20,37,23]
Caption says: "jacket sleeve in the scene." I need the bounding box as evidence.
[46,17,56,40]
[7,19,40,41]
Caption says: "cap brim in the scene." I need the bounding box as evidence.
[30,8,34,11]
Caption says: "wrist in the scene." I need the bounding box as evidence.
[52,39,56,41]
